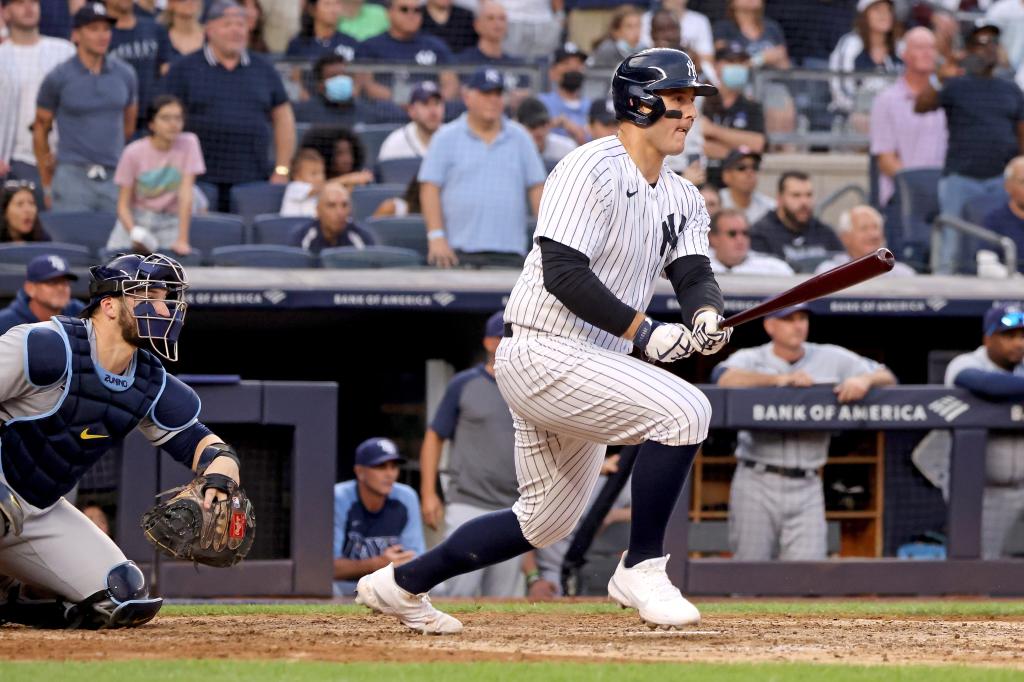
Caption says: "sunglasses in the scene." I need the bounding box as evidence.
[3,179,36,192]
[395,5,423,13]
[732,163,759,172]
[725,229,750,238]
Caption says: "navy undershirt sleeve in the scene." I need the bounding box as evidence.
[954,369,1024,401]
[665,254,724,326]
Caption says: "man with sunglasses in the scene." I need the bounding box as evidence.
[0,254,85,335]
[944,305,1024,558]
[708,208,792,275]
[0,253,245,629]
[718,147,775,226]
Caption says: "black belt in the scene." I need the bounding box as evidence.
[740,460,817,479]
[503,322,514,338]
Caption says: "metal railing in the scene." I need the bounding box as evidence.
[931,214,1020,277]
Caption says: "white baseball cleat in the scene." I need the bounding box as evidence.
[355,563,463,635]
[607,553,701,629]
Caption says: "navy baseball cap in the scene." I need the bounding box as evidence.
[409,81,442,104]
[723,146,762,171]
[205,0,247,22]
[27,254,78,283]
[355,437,406,467]
[467,67,504,93]
[72,2,117,29]
[588,98,616,125]
[983,305,1024,336]
[553,42,587,64]
[767,303,809,319]
[485,311,504,338]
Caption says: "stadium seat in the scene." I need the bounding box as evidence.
[962,190,1007,226]
[374,158,421,185]
[320,245,423,268]
[354,123,400,168]
[251,214,313,245]
[0,242,95,267]
[230,182,287,226]
[209,244,317,268]
[188,214,246,263]
[351,184,406,222]
[891,167,941,271]
[365,216,428,256]
[39,211,117,255]
[98,248,203,267]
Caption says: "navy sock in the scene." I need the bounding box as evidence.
[393,509,534,595]
[624,441,699,568]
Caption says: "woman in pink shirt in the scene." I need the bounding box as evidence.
[107,95,206,256]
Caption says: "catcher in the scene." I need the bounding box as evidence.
[0,253,254,629]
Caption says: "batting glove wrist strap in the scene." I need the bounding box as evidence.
[631,317,656,351]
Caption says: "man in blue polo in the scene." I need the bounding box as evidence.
[161,0,295,213]
[333,437,425,596]
[419,67,545,269]
[33,3,137,212]
[0,254,85,335]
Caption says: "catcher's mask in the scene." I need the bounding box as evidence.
[82,253,189,362]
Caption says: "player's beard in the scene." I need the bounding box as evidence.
[117,300,145,349]
[781,206,810,230]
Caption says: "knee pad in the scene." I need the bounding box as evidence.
[65,561,163,629]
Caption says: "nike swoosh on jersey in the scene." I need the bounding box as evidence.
[80,428,109,440]
[626,188,638,198]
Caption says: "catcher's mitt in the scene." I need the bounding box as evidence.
[141,474,256,567]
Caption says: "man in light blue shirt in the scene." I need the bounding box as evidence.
[419,66,546,269]
[333,437,425,596]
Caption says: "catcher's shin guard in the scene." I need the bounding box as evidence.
[65,561,163,629]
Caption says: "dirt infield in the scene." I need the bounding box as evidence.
[2,609,1023,668]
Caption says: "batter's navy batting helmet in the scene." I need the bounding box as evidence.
[611,48,717,128]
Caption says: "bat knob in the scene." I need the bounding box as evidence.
[876,248,895,271]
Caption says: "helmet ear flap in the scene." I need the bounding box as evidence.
[627,85,666,128]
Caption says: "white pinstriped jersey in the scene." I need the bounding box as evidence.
[504,136,712,354]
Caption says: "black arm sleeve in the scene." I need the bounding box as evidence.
[665,254,724,327]
[539,237,637,337]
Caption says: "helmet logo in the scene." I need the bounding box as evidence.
[686,59,697,81]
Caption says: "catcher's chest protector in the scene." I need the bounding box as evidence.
[1,316,165,508]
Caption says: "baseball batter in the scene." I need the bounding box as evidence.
[0,253,243,629]
[358,48,730,634]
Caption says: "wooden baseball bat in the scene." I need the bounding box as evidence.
[720,248,895,329]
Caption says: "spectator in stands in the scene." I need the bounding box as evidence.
[240,0,268,52]
[258,0,301,53]
[916,21,1024,274]
[516,96,577,165]
[648,8,682,49]
[162,0,205,63]
[107,0,172,132]
[538,43,591,145]
[37,0,72,39]
[300,125,375,190]
[372,177,422,217]
[983,155,1024,255]
[708,208,792,274]
[419,67,545,268]
[455,0,521,69]
[79,503,112,536]
[986,0,1024,72]
[869,26,948,208]
[641,0,713,67]
[715,305,896,560]
[422,0,477,54]
[828,0,902,130]
[333,437,425,596]
[750,171,842,269]
[107,95,204,256]
[280,148,326,217]
[0,0,74,204]
[378,81,445,162]
[0,181,49,242]
[499,0,561,62]
[712,0,789,70]
[34,3,137,213]
[587,97,619,139]
[719,147,773,225]
[814,205,917,276]
[768,0,854,68]
[699,182,721,217]
[292,179,375,253]
[162,0,295,213]
[588,5,646,69]
[293,55,406,127]
[337,0,389,41]
[355,0,459,102]
[701,45,765,186]
[0,253,83,335]
[286,0,359,61]
[944,305,1024,559]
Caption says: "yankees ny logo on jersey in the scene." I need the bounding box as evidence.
[660,213,681,257]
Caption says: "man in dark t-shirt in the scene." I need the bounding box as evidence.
[751,170,842,270]
[290,180,375,253]
[702,46,766,187]
[421,0,477,54]
[106,0,172,130]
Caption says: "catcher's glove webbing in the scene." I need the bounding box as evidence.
[141,475,255,567]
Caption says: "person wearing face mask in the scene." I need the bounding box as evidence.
[588,5,647,69]
[700,45,764,188]
[537,42,592,145]
[293,54,405,126]
[916,20,1024,274]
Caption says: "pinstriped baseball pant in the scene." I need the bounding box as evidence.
[495,330,712,548]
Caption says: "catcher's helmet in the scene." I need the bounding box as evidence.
[82,253,189,362]
[611,48,717,127]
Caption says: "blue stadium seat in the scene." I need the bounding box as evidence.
[209,245,317,268]
[252,214,314,245]
[39,211,117,255]
[365,216,428,257]
[891,167,941,271]
[188,214,246,263]
[374,158,421,185]
[0,242,95,267]
[320,245,423,268]
[963,190,1007,226]
[98,248,203,266]
[354,123,400,169]
[230,182,287,226]
[351,184,406,221]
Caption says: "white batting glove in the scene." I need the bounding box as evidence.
[691,309,732,355]
[632,318,695,362]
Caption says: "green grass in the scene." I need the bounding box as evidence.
[2,661,1022,682]
[158,599,1024,619]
